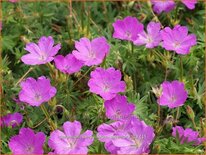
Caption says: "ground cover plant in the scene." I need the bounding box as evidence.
[1,0,206,154]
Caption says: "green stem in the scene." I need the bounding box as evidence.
[179,56,183,82]
[131,42,134,54]
[15,67,33,87]
[40,104,56,131]
[175,56,184,124]
[72,67,94,89]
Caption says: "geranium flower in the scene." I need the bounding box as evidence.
[181,0,197,10]
[134,21,162,48]
[112,16,144,41]
[9,0,18,2]
[160,25,196,55]
[97,117,155,154]
[151,0,176,14]
[172,126,206,145]
[112,118,155,154]
[97,120,131,154]
[158,80,188,108]
[88,67,126,100]
[19,76,57,106]
[1,112,23,128]
[8,128,46,154]
[48,121,94,154]
[21,36,61,65]
[104,94,135,120]
[72,37,110,66]
[54,54,83,74]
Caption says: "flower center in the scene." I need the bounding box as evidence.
[26,146,34,153]
[103,84,110,92]
[147,35,153,43]
[88,50,96,59]
[130,134,142,148]
[170,95,177,103]
[174,42,180,48]
[39,53,47,61]
[125,31,132,39]
[34,93,42,101]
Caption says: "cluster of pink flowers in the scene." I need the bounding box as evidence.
[113,16,197,55]
[4,1,205,154]
[151,0,197,14]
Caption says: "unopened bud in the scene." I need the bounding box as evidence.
[186,105,195,120]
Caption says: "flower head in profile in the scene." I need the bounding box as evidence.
[8,128,46,154]
[151,0,176,14]
[158,80,188,108]
[97,117,155,154]
[54,54,84,74]
[88,67,126,100]
[181,0,197,10]
[72,37,110,66]
[104,94,135,120]
[1,112,23,128]
[19,76,57,106]
[21,36,61,65]
[112,16,144,41]
[134,21,162,48]
[172,126,206,145]
[161,25,197,55]
[48,121,94,154]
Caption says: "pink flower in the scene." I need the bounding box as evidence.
[151,0,176,14]
[160,25,197,55]
[158,80,188,108]
[88,67,126,100]
[1,112,23,128]
[112,118,155,154]
[48,121,94,154]
[72,37,110,66]
[9,0,18,2]
[97,117,155,154]
[8,128,46,154]
[97,120,131,154]
[21,36,61,65]
[181,0,197,10]
[112,16,144,41]
[134,21,162,48]
[54,54,84,74]
[19,76,57,106]
[104,94,135,120]
[172,126,206,145]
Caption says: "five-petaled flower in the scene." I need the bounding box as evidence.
[112,16,144,42]
[48,121,94,154]
[1,112,23,128]
[72,37,110,66]
[21,36,61,65]
[151,0,176,14]
[134,21,162,48]
[158,80,188,108]
[160,25,196,55]
[19,76,57,106]
[8,128,46,154]
[104,94,135,120]
[54,54,84,74]
[172,126,206,145]
[88,67,126,100]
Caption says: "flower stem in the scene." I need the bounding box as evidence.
[179,56,183,82]
[15,67,33,87]
[40,104,56,131]
[131,42,134,54]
